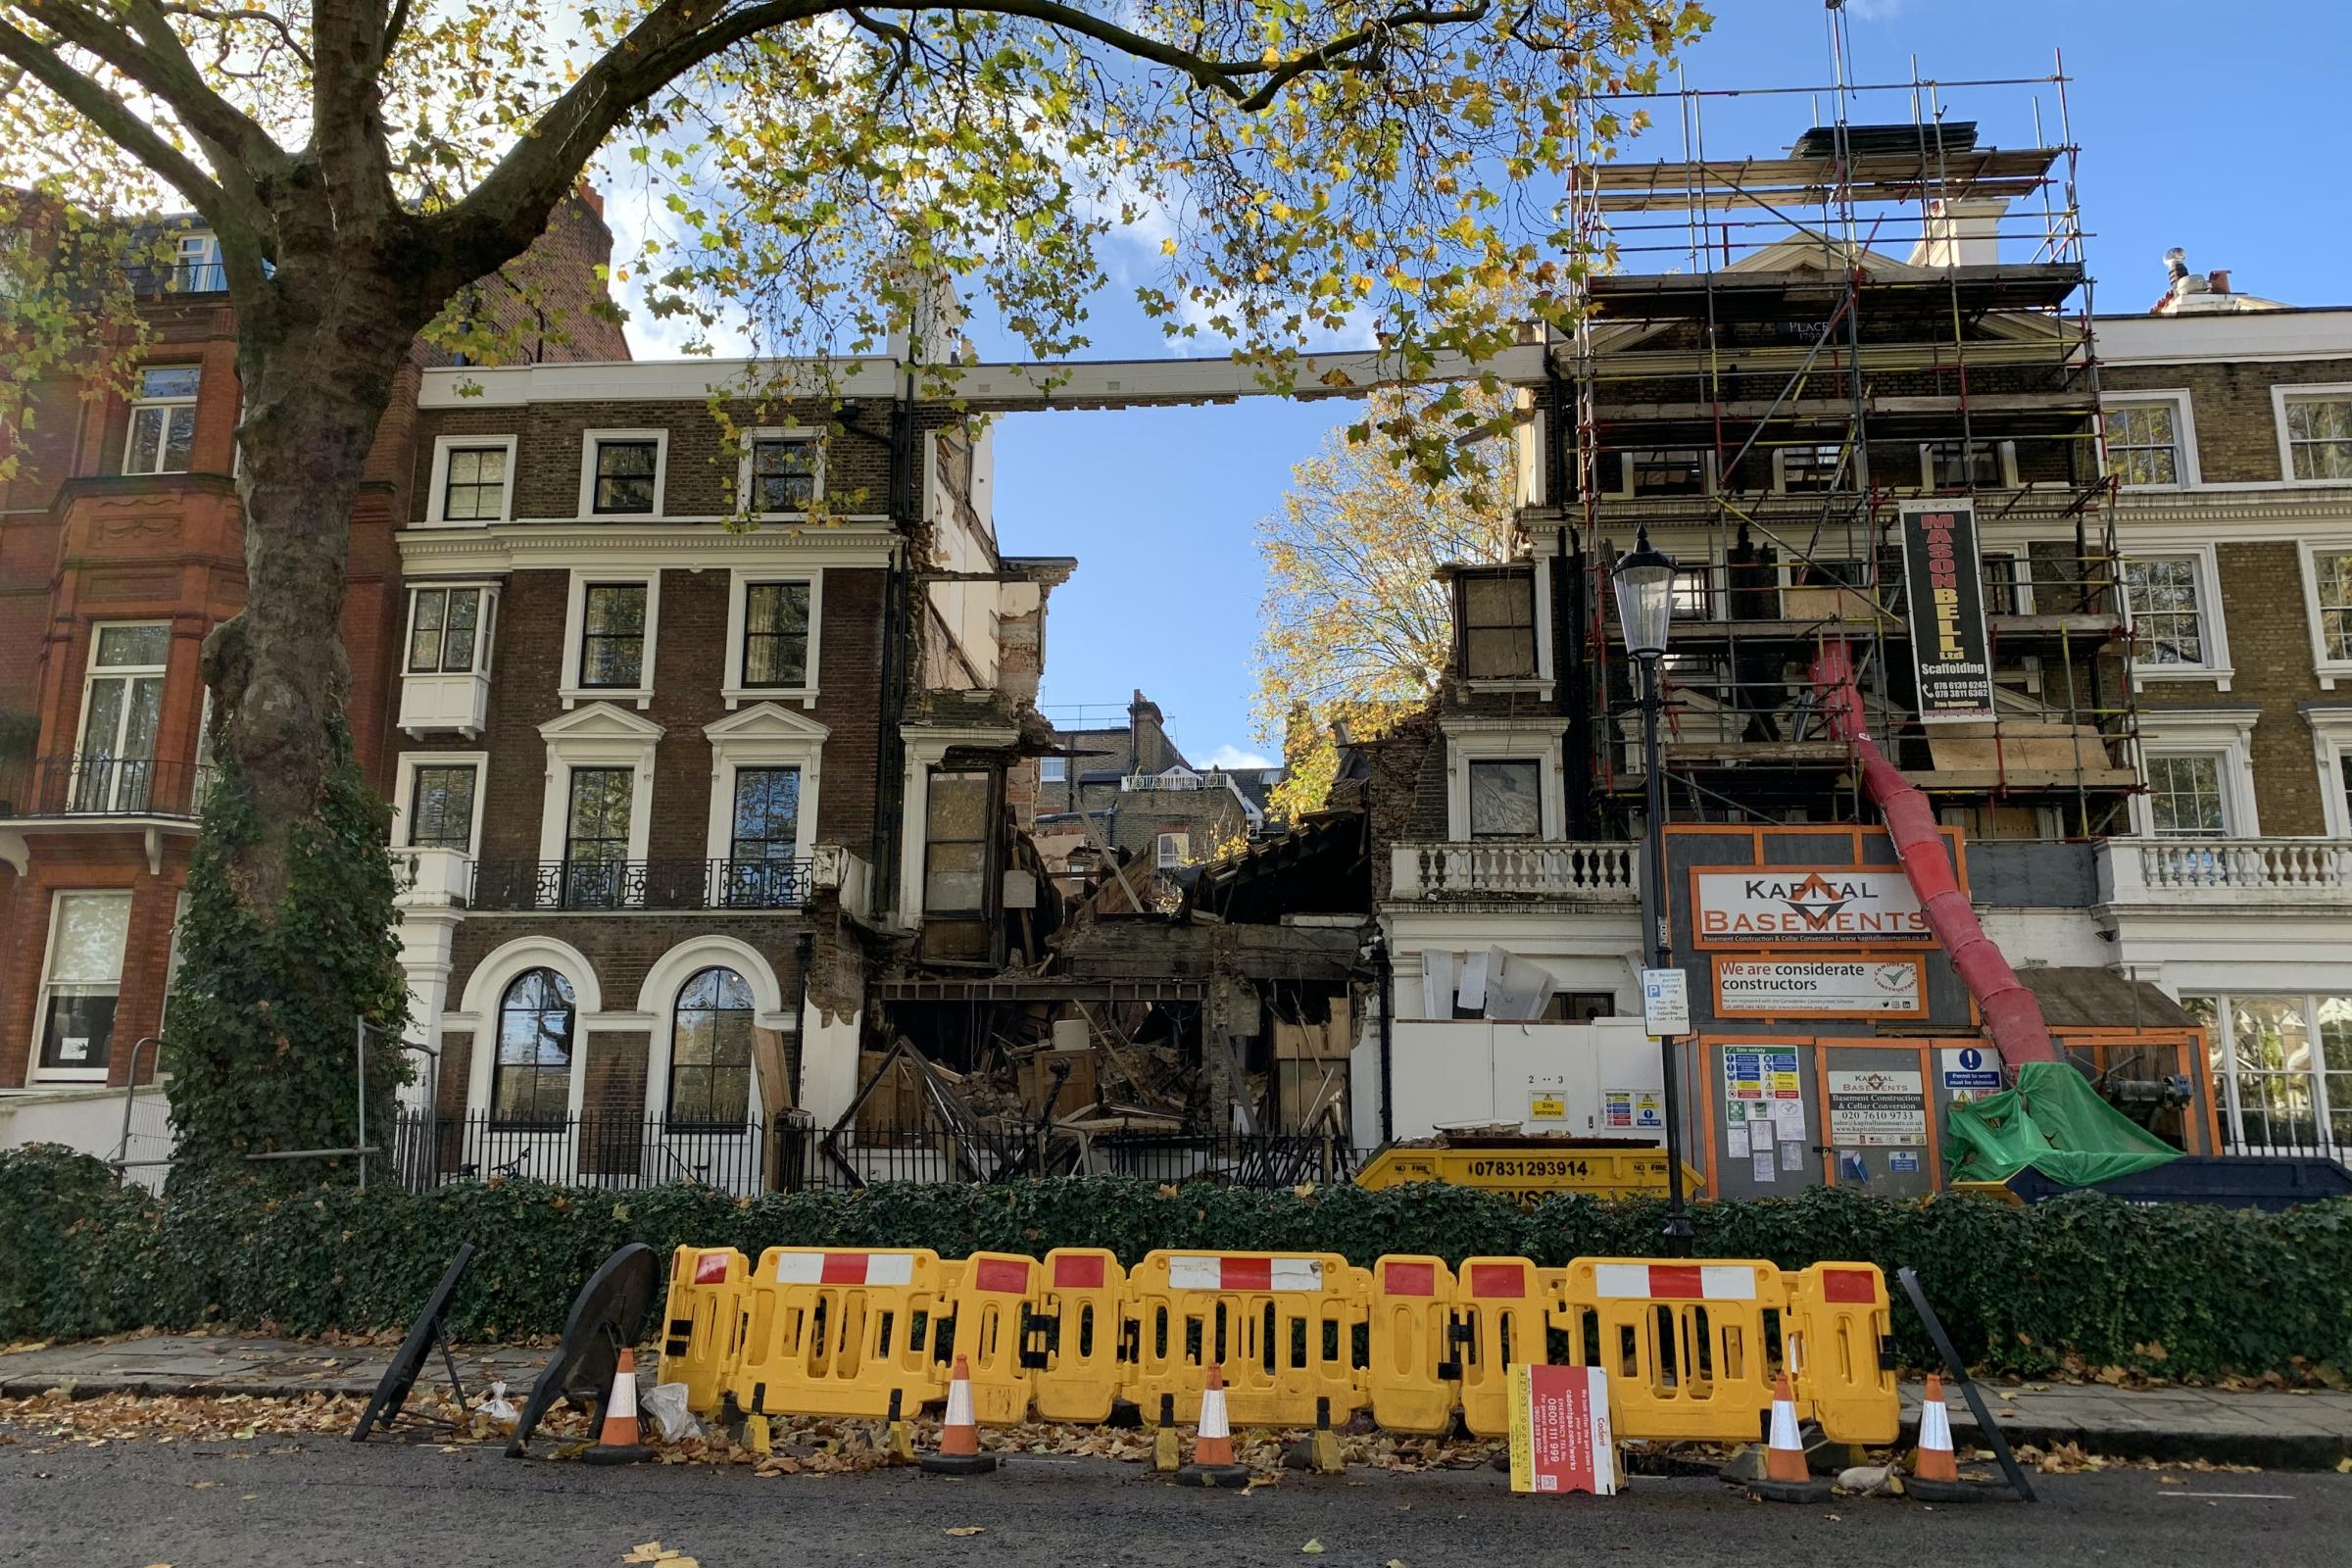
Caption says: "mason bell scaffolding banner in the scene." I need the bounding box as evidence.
[1897,498,1994,721]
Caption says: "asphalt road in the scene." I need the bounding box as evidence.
[3,1433,2346,1568]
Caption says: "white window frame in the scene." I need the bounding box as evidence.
[535,704,664,864]
[2274,383,2352,485]
[1039,756,1067,783]
[393,751,490,857]
[577,426,670,518]
[736,425,826,519]
[31,888,133,1083]
[1443,717,1569,841]
[2306,709,2352,839]
[2297,537,2352,691]
[634,938,793,1140]
[2122,544,2232,692]
[559,570,661,710]
[2100,392,2198,490]
[702,704,827,864]
[403,582,499,676]
[1155,831,1189,869]
[2131,710,2260,838]
[122,367,200,475]
[423,434,519,525]
[2190,992,2350,1156]
[720,568,822,710]
[1915,439,2019,491]
[1456,559,1554,690]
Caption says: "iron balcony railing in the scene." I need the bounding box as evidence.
[0,755,216,819]
[467,856,814,911]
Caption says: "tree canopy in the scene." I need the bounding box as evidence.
[1252,382,1515,817]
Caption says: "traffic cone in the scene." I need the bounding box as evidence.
[1744,1372,1831,1503]
[581,1348,653,1465]
[1913,1373,1959,1484]
[1175,1364,1251,1489]
[920,1354,999,1476]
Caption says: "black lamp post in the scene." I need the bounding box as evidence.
[1612,527,1696,1257]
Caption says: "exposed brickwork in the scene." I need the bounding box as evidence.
[2104,357,2352,484]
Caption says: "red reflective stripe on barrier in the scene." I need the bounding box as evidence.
[1054,1253,1105,1290]
[1649,1265,1705,1299]
[973,1258,1030,1295]
[1468,1263,1525,1298]
[1822,1268,1877,1303]
[821,1252,867,1284]
[1384,1261,1437,1298]
[695,1252,731,1285]
[1223,1257,1272,1292]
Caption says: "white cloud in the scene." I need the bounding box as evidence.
[1201,744,1276,770]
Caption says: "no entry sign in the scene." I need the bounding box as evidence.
[1506,1364,1616,1495]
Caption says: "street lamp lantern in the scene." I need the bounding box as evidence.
[1611,526,1677,659]
[1612,525,1695,1257]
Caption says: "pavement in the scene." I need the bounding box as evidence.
[2,1438,2348,1568]
[6,1334,2352,1469]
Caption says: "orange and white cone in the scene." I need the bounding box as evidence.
[1175,1363,1250,1489]
[920,1354,998,1476]
[582,1347,652,1465]
[1744,1372,1830,1502]
[1912,1373,1960,1484]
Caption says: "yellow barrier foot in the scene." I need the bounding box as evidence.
[743,1414,772,1457]
[887,1421,916,1463]
[1151,1395,1182,1474]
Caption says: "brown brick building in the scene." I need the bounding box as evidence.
[381,345,1072,1184]
[0,194,626,1157]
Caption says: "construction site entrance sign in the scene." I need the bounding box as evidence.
[1897,498,1994,721]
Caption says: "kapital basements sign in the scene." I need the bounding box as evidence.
[1690,867,1933,948]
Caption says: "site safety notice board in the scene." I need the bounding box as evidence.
[1506,1364,1616,1496]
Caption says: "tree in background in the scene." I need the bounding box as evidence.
[0,0,1700,1165]
[1254,384,1517,819]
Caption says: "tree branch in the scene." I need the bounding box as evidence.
[27,0,287,176]
[156,3,314,70]
[0,17,227,220]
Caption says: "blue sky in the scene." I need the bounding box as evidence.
[623,1,2352,770]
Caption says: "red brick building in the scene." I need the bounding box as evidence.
[0,195,627,1134]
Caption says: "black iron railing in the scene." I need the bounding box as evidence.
[814,1124,1368,1190]
[467,857,813,911]
[393,1109,780,1195]
[0,755,215,819]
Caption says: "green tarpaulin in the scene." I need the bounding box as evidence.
[1944,1060,2182,1188]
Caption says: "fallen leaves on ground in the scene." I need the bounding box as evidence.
[2004,1442,2261,1476]
[1300,1541,1325,1555]
[0,1387,593,1448]
[621,1545,698,1567]
[943,1527,985,1538]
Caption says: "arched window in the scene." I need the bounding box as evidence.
[668,966,755,1129]
[493,968,575,1126]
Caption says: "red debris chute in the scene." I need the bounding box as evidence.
[1808,641,2056,1067]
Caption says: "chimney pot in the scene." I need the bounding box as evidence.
[2208,270,2231,295]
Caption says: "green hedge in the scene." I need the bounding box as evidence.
[5,1144,2348,1381]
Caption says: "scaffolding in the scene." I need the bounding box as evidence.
[1548,25,2138,842]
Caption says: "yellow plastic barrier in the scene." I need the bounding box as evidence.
[729,1247,954,1421]
[1561,1257,1786,1443]
[1452,1256,1568,1437]
[1783,1262,1898,1444]
[658,1245,751,1415]
[1365,1256,1456,1436]
[943,1250,1040,1425]
[1029,1249,1127,1424]
[1123,1250,1367,1428]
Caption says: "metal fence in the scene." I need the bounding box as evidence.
[392,1110,779,1197]
[811,1124,1370,1190]
[390,1111,1367,1196]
